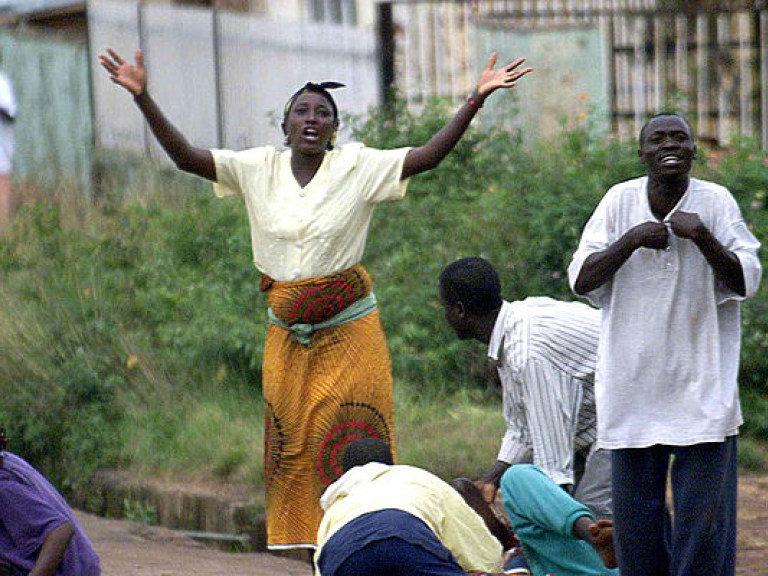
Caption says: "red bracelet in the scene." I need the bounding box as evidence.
[467,94,483,110]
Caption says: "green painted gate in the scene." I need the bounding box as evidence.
[0,32,93,197]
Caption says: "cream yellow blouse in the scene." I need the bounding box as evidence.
[211,143,411,281]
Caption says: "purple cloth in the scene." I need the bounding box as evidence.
[0,452,100,575]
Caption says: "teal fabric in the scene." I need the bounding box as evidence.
[500,465,620,576]
[268,292,377,346]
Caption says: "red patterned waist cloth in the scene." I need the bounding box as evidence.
[261,265,374,326]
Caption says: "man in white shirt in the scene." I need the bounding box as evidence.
[568,113,761,575]
[438,257,611,520]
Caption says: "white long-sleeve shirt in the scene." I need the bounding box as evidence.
[568,176,762,448]
[489,298,601,486]
[0,72,16,174]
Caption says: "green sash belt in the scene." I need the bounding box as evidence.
[267,292,378,346]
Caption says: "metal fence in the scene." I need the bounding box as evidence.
[384,0,610,138]
[606,5,767,144]
[88,0,379,159]
[385,0,768,145]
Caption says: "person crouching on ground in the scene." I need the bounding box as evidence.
[0,426,100,576]
[455,466,618,576]
[315,438,503,575]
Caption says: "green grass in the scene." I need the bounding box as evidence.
[393,385,506,478]
[1,102,768,493]
[119,377,265,486]
[112,383,506,495]
[738,437,768,471]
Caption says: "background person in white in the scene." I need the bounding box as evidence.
[0,64,16,229]
[569,113,761,576]
[438,257,611,520]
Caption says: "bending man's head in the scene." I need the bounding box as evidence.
[439,257,503,340]
[342,438,394,474]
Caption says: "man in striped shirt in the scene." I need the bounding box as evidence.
[438,257,610,519]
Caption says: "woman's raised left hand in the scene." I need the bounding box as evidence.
[474,52,532,103]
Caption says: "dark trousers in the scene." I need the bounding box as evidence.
[334,537,466,576]
[611,436,738,576]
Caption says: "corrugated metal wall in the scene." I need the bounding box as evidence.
[388,0,768,146]
[389,1,608,139]
[88,0,379,160]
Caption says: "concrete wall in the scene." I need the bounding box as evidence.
[137,0,379,27]
[89,0,379,158]
[475,24,609,140]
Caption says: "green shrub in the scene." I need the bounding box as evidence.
[1,98,767,490]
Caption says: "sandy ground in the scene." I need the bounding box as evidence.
[79,473,768,575]
[77,512,312,576]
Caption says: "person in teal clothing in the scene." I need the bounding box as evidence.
[500,464,618,576]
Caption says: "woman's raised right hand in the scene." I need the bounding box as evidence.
[98,48,147,97]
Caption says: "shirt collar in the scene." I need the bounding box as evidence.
[487,300,515,363]
[319,462,392,511]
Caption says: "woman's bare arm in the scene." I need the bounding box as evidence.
[98,48,216,181]
[401,53,532,179]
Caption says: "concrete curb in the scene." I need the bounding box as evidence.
[71,470,268,551]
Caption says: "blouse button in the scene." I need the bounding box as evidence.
[292,268,301,279]
[295,241,302,248]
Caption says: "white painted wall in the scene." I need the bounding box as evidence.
[89,0,378,159]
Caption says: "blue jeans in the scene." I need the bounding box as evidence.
[500,464,619,576]
[611,436,738,576]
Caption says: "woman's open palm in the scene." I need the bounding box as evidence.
[476,52,532,99]
[99,48,147,96]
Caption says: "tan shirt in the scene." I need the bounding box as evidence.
[212,143,411,281]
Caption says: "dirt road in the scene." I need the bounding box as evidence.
[81,474,768,575]
[78,512,311,576]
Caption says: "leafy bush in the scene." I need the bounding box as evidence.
[1,99,768,489]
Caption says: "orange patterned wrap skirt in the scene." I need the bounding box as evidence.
[261,265,397,549]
